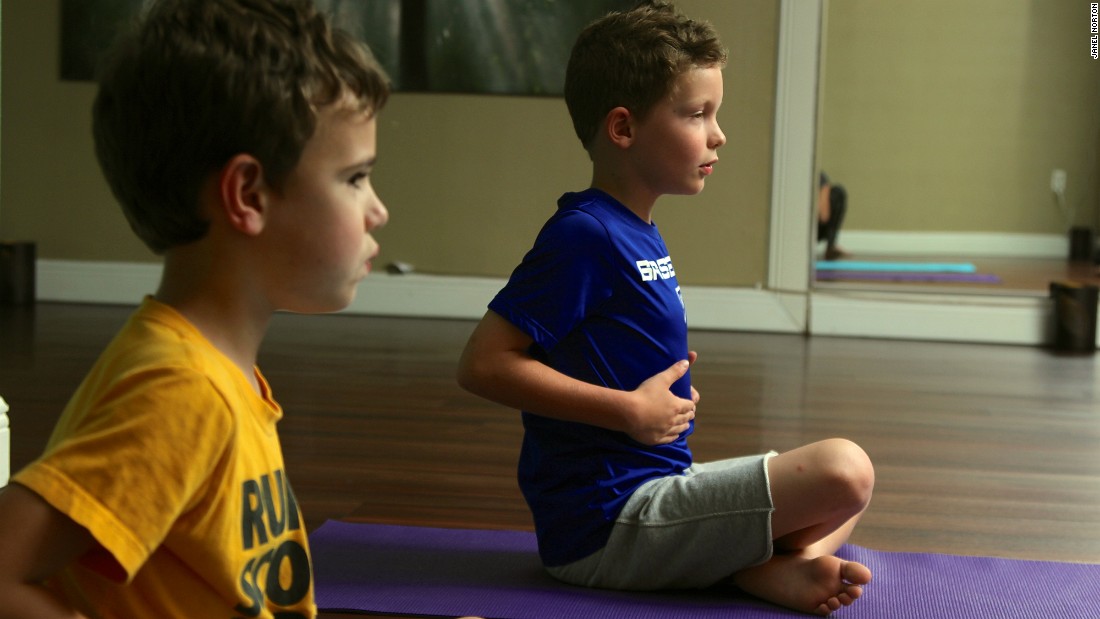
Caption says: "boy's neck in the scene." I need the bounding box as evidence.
[156,247,270,393]
[590,173,657,224]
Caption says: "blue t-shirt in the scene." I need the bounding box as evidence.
[488,188,693,566]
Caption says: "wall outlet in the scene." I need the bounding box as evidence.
[1051,169,1067,194]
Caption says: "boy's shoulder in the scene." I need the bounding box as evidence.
[34,298,264,493]
[103,298,216,365]
[535,191,622,248]
[78,298,256,415]
[520,190,663,276]
[553,189,644,229]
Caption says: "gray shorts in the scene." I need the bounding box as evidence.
[546,452,776,591]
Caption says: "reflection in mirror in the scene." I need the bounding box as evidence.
[815,0,1100,296]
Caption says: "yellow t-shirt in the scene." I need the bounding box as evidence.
[14,297,315,618]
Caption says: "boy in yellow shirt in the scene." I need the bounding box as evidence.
[0,0,389,616]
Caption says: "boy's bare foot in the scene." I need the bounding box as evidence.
[733,554,871,616]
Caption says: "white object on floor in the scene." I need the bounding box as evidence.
[0,395,9,487]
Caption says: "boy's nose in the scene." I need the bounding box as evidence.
[370,200,389,229]
[711,124,726,149]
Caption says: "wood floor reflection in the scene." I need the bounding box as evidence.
[3,301,1099,616]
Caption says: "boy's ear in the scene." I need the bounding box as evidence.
[217,154,267,236]
[605,106,635,149]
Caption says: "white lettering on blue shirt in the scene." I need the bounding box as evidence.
[636,256,676,282]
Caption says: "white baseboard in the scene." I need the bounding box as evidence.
[34,259,1077,347]
[34,260,807,332]
[810,289,1056,346]
[37,260,164,304]
[837,230,1068,259]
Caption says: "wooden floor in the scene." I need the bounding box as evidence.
[3,301,1100,614]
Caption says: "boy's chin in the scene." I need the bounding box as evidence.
[674,184,707,197]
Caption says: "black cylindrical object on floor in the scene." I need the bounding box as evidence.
[0,241,36,306]
[1049,280,1098,353]
[1069,227,1096,262]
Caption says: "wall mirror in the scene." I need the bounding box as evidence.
[812,0,1100,298]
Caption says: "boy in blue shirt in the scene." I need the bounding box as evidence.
[457,2,874,615]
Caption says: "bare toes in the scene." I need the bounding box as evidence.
[841,561,872,586]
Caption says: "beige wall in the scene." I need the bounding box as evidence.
[0,0,778,287]
[820,0,1100,236]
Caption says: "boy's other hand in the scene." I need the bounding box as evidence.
[626,354,698,446]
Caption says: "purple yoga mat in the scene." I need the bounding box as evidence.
[815,271,1002,283]
[310,520,1100,618]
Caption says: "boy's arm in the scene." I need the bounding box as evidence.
[0,483,95,619]
[457,310,697,446]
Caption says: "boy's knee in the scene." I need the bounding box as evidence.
[818,438,874,506]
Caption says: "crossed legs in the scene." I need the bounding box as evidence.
[734,438,875,616]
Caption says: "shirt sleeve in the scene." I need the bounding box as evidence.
[14,367,234,582]
[489,210,615,352]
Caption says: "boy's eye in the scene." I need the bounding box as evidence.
[349,172,368,188]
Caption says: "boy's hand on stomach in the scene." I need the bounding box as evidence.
[625,356,698,446]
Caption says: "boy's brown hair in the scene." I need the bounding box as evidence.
[92,0,391,254]
[564,0,727,152]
